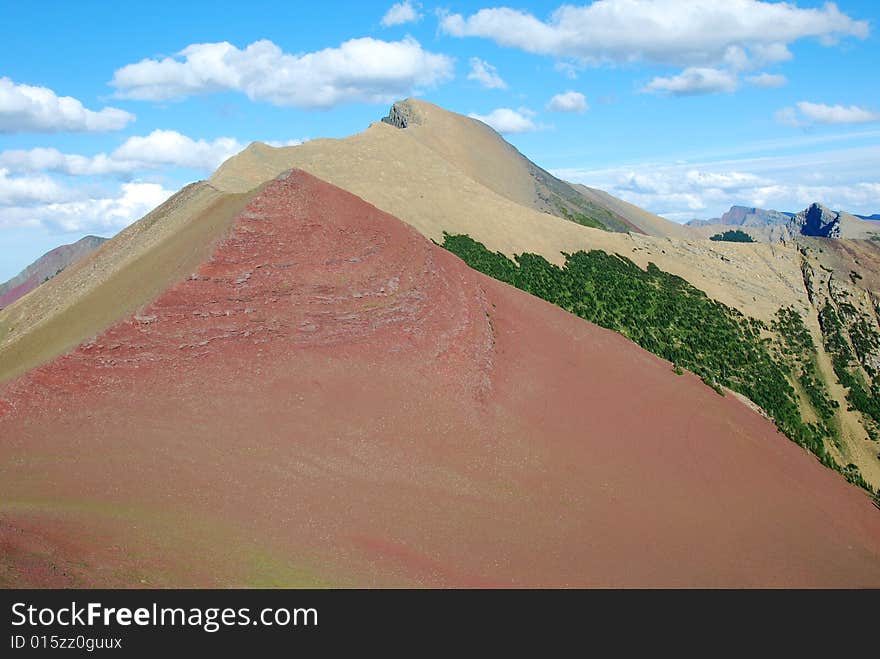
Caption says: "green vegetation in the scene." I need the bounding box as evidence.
[442,232,874,493]
[772,307,839,424]
[818,303,880,439]
[554,203,608,231]
[709,229,756,243]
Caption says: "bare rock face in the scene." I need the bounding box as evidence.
[380,100,422,129]
[789,203,842,238]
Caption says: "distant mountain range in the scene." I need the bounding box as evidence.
[0,235,106,309]
[856,213,880,221]
[687,205,793,228]
[688,203,878,240]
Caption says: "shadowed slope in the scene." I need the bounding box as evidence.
[2,170,879,587]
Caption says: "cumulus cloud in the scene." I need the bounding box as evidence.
[0,130,248,177]
[439,1,868,67]
[745,72,787,88]
[643,67,739,95]
[0,77,134,133]
[468,107,538,134]
[111,38,452,108]
[546,90,587,113]
[381,1,420,27]
[0,168,70,205]
[777,101,880,126]
[0,182,174,233]
[467,58,507,89]
[113,130,243,169]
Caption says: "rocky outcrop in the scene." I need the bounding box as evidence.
[789,203,842,238]
[380,100,422,129]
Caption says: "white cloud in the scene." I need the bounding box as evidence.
[265,138,306,148]
[745,72,787,88]
[0,182,174,233]
[792,101,880,125]
[439,1,868,68]
[0,77,134,133]
[554,144,880,219]
[0,130,248,176]
[467,58,507,89]
[468,107,537,134]
[546,90,587,113]
[0,168,70,205]
[381,1,420,27]
[113,130,242,169]
[111,38,452,108]
[643,67,738,95]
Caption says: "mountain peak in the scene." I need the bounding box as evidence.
[789,202,841,238]
[380,98,426,129]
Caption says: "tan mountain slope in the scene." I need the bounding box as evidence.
[382,99,642,234]
[831,209,878,239]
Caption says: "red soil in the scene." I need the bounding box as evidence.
[2,169,880,587]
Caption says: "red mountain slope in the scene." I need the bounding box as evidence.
[1,170,879,587]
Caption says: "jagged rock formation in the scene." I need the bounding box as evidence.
[790,203,843,238]
[381,100,423,129]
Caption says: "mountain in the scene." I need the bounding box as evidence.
[2,169,879,587]
[209,100,810,323]
[0,235,106,309]
[688,202,880,241]
[4,100,878,490]
[213,99,692,239]
[2,100,880,586]
[722,205,793,227]
[856,214,880,221]
[688,205,793,229]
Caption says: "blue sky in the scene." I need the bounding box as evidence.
[1,0,879,280]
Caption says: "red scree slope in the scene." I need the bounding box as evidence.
[1,169,880,587]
